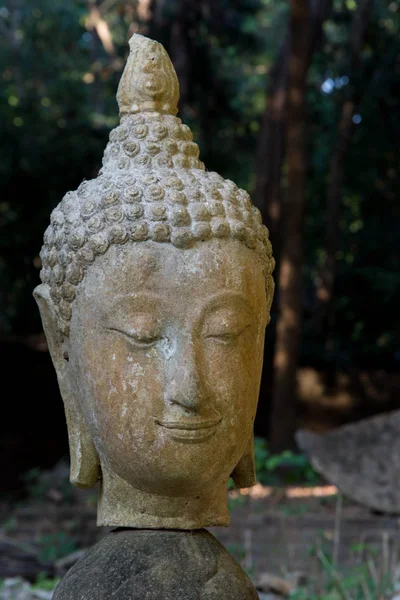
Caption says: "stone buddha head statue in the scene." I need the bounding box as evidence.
[34,34,274,530]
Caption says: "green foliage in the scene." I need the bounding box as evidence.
[38,532,77,562]
[0,574,61,595]
[0,0,128,333]
[278,502,310,517]
[304,0,400,368]
[32,572,61,591]
[21,465,73,503]
[291,560,394,600]
[254,436,320,485]
[227,437,319,501]
[289,534,396,599]
[1,516,18,533]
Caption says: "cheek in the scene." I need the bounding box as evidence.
[204,333,262,416]
[71,334,164,439]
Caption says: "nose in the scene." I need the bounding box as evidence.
[164,335,207,412]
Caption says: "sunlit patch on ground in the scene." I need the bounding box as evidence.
[229,483,338,499]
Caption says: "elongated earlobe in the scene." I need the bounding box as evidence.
[33,284,100,488]
[230,432,256,489]
[64,401,100,488]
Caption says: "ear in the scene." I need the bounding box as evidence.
[265,276,275,324]
[230,432,256,489]
[33,284,100,488]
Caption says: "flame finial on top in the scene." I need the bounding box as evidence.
[117,34,180,116]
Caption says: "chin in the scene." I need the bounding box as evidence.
[126,464,227,497]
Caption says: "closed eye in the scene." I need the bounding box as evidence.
[204,323,251,344]
[107,327,161,348]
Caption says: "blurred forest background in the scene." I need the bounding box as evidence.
[0,0,399,490]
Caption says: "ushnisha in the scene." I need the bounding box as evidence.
[35,33,274,530]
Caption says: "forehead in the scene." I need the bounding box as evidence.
[74,239,265,312]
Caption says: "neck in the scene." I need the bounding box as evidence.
[97,466,230,529]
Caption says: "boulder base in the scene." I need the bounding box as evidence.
[53,528,259,599]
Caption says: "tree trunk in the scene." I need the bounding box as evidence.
[253,39,289,440]
[312,0,372,334]
[253,39,289,242]
[267,0,333,452]
[312,100,356,333]
[268,0,311,452]
[255,1,334,444]
[254,0,333,242]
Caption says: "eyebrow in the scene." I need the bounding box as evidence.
[106,292,253,322]
[107,292,165,312]
[111,292,162,301]
[199,292,253,316]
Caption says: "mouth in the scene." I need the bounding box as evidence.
[155,417,221,444]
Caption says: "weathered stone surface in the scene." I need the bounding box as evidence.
[297,410,400,513]
[33,33,275,530]
[53,529,259,599]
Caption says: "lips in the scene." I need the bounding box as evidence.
[155,417,221,443]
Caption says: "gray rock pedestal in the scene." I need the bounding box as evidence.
[53,529,259,599]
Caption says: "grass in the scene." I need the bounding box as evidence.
[225,490,400,599]
[32,572,61,591]
[291,540,397,599]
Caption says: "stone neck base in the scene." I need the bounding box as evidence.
[96,466,230,529]
[53,529,259,599]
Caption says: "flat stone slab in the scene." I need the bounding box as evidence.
[297,410,400,513]
[53,528,259,599]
